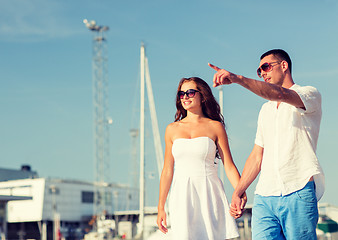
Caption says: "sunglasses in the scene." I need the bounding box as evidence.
[177,89,199,99]
[257,61,281,78]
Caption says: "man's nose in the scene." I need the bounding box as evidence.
[261,70,267,78]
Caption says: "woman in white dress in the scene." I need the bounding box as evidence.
[157,77,247,240]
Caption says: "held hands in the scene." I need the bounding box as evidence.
[157,209,168,234]
[208,63,237,87]
[230,192,247,219]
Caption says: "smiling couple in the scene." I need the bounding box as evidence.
[157,49,324,240]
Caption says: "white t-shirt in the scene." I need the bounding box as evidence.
[254,84,325,201]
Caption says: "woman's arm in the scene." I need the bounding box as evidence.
[214,122,241,190]
[157,124,175,234]
[214,121,247,218]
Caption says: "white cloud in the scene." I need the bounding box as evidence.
[0,0,83,42]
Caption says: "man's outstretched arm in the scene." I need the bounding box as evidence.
[208,63,305,109]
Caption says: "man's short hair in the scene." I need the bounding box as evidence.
[261,49,292,74]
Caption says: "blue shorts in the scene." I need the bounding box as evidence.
[252,181,318,240]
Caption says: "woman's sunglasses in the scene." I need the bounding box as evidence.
[177,89,199,99]
[257,61,281,78]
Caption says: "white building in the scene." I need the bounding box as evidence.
[0,178,139,240]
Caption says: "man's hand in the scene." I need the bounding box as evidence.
[157,209,168,234]
[230,192,247,219]
[208,63,235,87]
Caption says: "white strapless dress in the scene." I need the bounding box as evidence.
[169,137,239,240]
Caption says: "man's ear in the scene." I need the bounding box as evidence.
[281,60,289,73]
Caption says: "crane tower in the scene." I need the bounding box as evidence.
[83,19,111,226]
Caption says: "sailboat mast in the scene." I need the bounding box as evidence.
[145,57,164,178]
[139,43,145,239]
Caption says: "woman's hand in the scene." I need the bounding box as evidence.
[157,209,168,234]
[230,192,247,219]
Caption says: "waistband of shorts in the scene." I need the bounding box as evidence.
[304,180,315,189]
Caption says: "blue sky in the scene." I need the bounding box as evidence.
[1,0,337,207]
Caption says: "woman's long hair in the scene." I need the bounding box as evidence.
[174,77,225,159]
[174,77,224,125]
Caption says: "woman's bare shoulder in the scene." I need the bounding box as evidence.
[206,119,226,139]
[165,121,181,135]
[207,119,224,128]
[166,121,180,129]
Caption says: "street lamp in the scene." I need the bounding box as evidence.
[83,19,109,32]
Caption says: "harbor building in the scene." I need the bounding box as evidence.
[1,165,337,240]
[0,166,139,240]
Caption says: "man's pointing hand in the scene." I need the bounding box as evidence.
[208,63,235,87]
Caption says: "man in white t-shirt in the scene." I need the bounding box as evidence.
[209,49,324,239]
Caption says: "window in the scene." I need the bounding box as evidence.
[82,191,94,203]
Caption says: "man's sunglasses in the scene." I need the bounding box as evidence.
[257,61,281,78]
[177,89,199,99]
